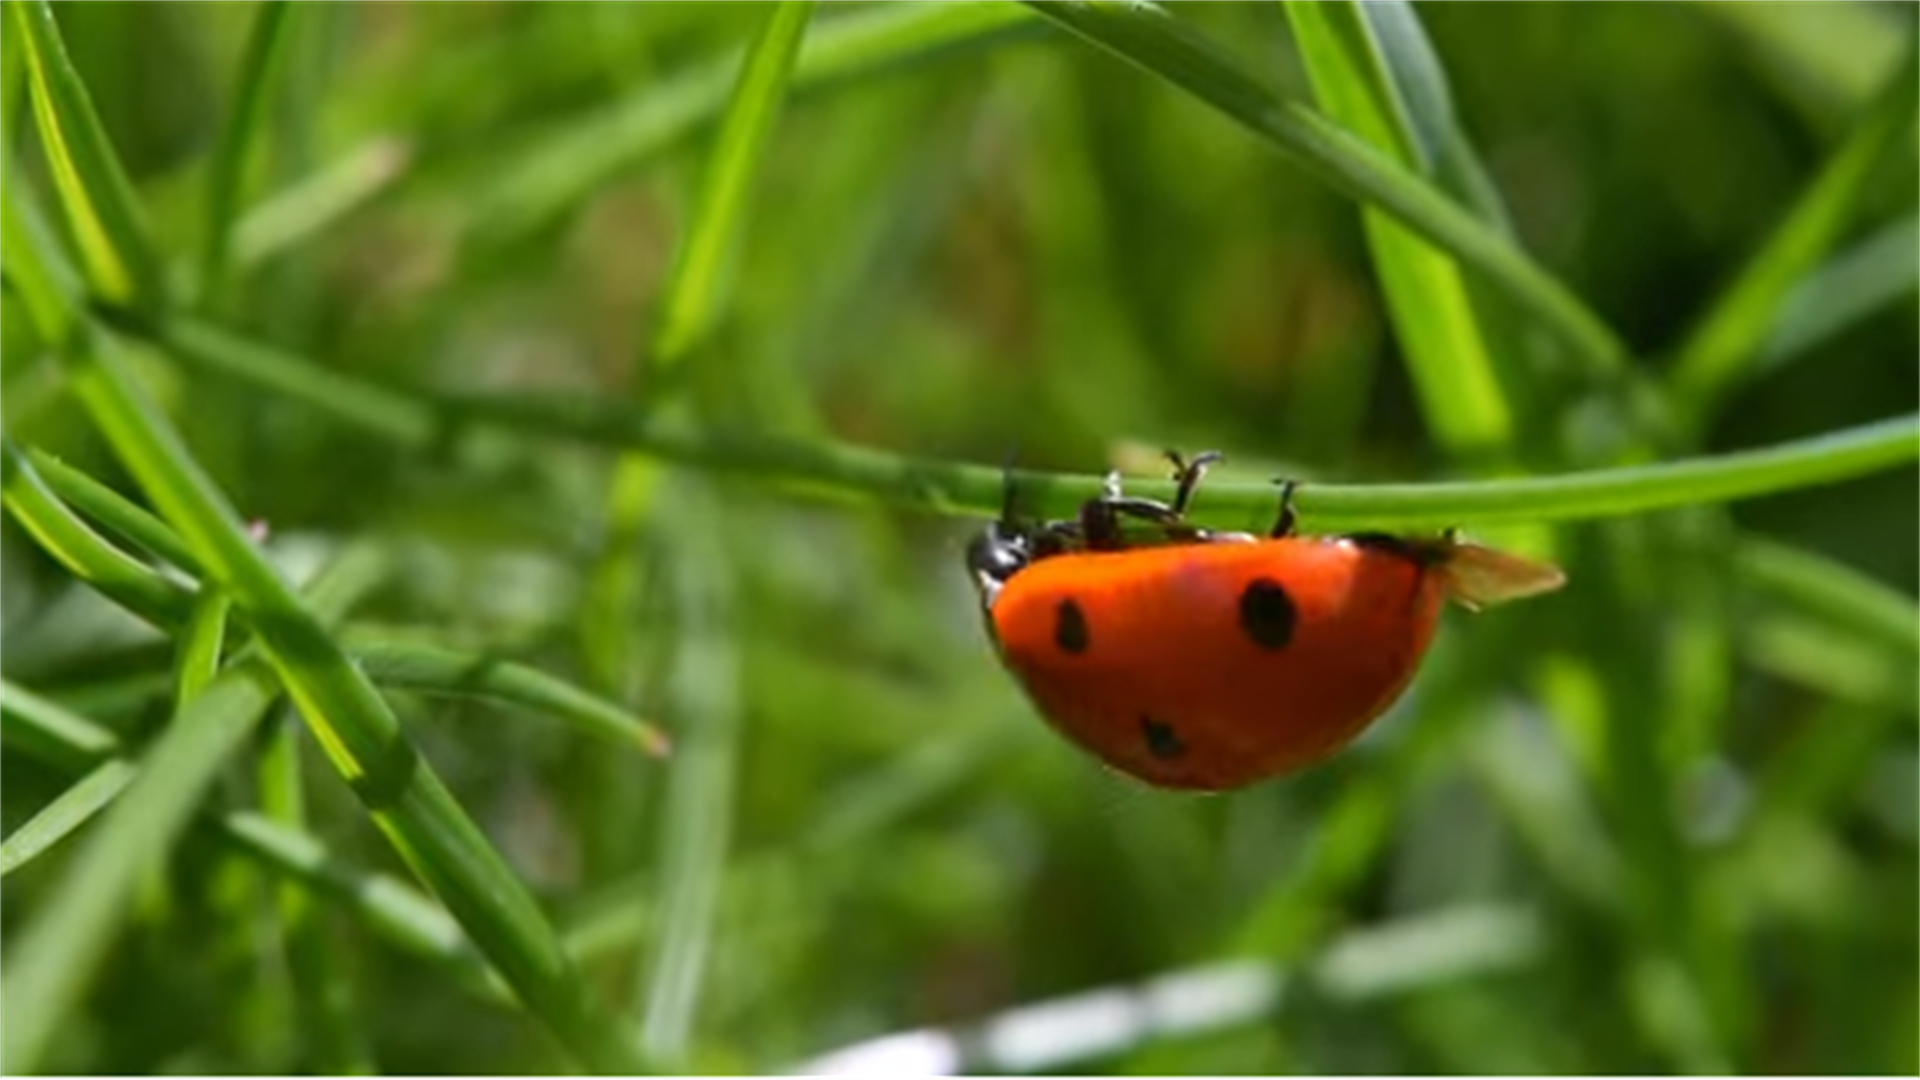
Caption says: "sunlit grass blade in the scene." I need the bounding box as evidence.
[234,137,411,270]
[0,757,138,877]
[468,0,1038,246]
[346,636,672,757]
[1284,1,1511,459]
[8,0,164,313]
[1667,45,1918,419]
[196,0,297,307]
[1025,0,1629,378]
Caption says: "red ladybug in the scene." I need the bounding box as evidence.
[967,452,1565,791]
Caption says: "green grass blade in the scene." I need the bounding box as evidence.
[346,636,672,757]
[258,714,378,1073]
[1025,0,1630,378]
[1668,45,1918,417]
[1736,537,1920,657]
[196,0,297,307]
[234,137,411,269]
[469,0,1037,245]
[1,439,194,627]
[25,445,203,572]
[63,334,646,1073]
[649,0,815,377]
[0,758,138,877]
[0,660,282,1072]
[174,589,232,704]
[138,314,1920,530]
[0,164,82,346]
[1756,213,1919,373]
[0,687,500,1005]
[1,679,124,770]
[1284,1,1512,458]
[8,0,164,313]
[639,493,742,1062]
[156,318,439,449]
[0,543,388,1073]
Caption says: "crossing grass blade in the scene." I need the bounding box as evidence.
[1283,0,1512,460]
[9,83,645,1066]
[1668,45,1918,420]
[346,635,672,756]
[1024,0,1630,378]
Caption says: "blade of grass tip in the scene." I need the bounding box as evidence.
[345,635,672,757]
[468,0,1037,246]
[0,757,138,877]
[0,541,389,1074]
[1,439,196,628]
[1736,536,1920,658]
[1024,0,1631,380]
[1667,44,1919,421]
[8,0,165,314]
[1,678,125,770]
[1284,0,1513,461]
[258,713,377,1073]
[234,136,412,270]
[1756,212,1919,373]
[196,0,297,308]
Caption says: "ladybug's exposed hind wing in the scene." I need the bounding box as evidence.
[1439,542,1567,611]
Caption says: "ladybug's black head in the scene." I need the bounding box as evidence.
[966,520,1031,608]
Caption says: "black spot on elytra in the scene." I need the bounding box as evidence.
[1053,598,1090,654]
[1238,577,1296,650]
[1141,716,1186,760]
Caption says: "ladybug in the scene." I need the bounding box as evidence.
[967,451,1565,791]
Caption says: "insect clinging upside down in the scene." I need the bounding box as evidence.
[966,452,1565,791]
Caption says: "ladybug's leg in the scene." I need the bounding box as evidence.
[1269,479,1300,538]
[1164,449,1225,518]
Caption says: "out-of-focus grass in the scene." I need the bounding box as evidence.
[2,2,1915,1074]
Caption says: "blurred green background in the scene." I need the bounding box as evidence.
[2,2,1916,1074]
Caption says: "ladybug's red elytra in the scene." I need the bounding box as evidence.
[966,452,1565,791]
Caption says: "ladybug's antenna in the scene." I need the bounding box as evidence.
[996,442,1022,527]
